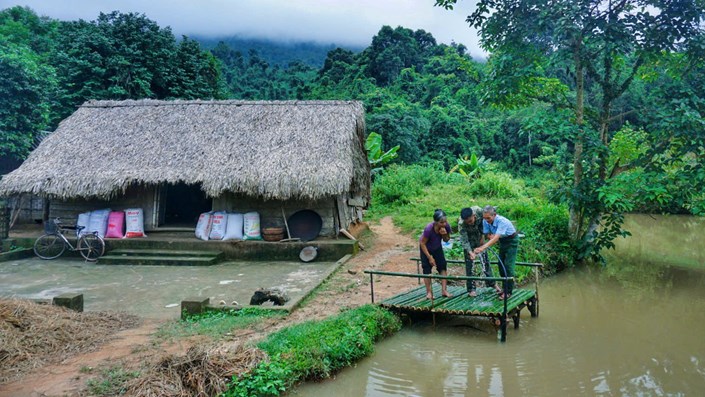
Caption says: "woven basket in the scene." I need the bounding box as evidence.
[262,233,285,242]
[262,227,285,236]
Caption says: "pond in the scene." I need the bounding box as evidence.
[290,215,705,396]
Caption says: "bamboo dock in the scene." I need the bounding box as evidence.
[365,259,542,342]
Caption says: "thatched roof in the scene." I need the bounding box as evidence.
[0,100,370,200]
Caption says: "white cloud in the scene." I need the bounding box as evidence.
[3,0,485,56]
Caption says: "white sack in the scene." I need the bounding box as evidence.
[125,208,147,238]
[195,212,213,241]
[243,211,261,240]
[208,211,228,240]
[76,212,91,237]
[87,209,111,239]
[223,213,244,240]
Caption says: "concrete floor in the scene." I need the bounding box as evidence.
[0,257,342,319]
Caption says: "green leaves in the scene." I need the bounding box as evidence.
[449,152,491,178]
[365,131,400,174]
[0,41,56,159]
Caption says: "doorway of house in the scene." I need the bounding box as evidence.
[164,183,211,227]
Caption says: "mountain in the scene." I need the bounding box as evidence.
[194,36,364,68]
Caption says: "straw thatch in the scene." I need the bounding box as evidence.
[0,298,140,383]
[0,100,370,200]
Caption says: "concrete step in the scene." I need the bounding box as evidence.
[100,249,224,266]
[107,248,223,258]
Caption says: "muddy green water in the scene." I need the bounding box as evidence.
[291,215,705,396]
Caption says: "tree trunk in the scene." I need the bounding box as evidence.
[569,51,585,241]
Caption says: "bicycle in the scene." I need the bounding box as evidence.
[33,218,105,261]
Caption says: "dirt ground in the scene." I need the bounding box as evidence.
[0,216,430,397]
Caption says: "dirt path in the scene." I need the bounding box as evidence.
[0,217,419,397]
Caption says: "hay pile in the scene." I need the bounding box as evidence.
[125,345,266,397]
[0,298,140,383]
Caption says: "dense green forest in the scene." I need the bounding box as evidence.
[1,3,704,262]
[196,36,361,68]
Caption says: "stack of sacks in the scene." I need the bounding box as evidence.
[77,208,145,239]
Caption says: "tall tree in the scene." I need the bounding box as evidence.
[0,7,57,159]
[52,11,224,119]
[437,0,705,259]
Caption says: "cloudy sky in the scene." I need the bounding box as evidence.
[2,0,485,56]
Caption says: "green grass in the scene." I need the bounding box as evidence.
[86,366,140,396]
[154,307,285,342]
[366,165,576,274]
[223,305,401,397]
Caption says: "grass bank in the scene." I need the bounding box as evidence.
[223,305,401,396]
[366,164,576,276]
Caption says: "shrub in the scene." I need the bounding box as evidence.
[372,163,454,205]
[468,172,525,198]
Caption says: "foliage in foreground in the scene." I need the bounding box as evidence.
[367,164,576,274]
[223,305,401,397]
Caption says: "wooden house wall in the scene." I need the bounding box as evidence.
[41,187,366,237]
[49,186,158,229]
[5,195,45,223]
[213,193,338,237]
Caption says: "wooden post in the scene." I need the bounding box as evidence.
[369,273,375,303]
[501,280,508,342]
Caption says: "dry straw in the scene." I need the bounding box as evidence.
[0,100,370,201]
[0,298,140,383]
[125,345,266,397]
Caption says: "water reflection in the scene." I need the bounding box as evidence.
[291,215,705,397]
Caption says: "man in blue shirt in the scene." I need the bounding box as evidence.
[473,205,518,299]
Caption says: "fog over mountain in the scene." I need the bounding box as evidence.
[4,0,485,57]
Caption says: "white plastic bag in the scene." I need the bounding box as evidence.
[76,212,91,237]
[195,212,213,241]
[208,211,228,240]
[87,209,111,239]
[223,213,244,240]
[243,212,261,240]
[125,208,146,238]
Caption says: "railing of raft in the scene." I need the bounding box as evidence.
[364,259,543,342]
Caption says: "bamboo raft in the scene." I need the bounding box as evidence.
[365,259,542,342]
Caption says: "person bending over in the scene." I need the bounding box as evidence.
[419,208,452,299]
[459,206,500,297]
[473,205,518,300]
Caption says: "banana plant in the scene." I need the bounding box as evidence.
[365,132,400,175]
[449,153,491,178]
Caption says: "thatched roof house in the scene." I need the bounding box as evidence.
[0,100,370,234]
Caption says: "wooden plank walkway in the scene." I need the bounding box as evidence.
[365,258,543,341]
[380,284,536,318]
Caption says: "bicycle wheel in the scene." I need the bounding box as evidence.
[33,234,66,259]
[78,233,105,261]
